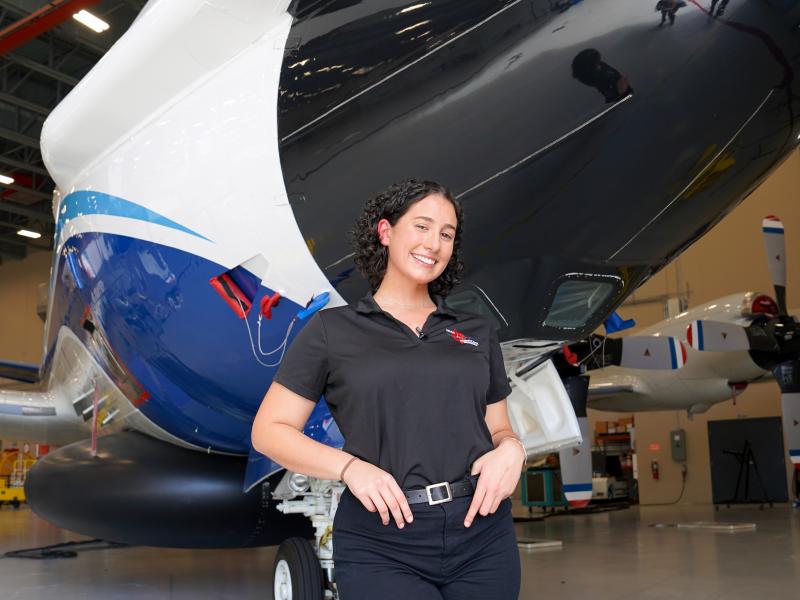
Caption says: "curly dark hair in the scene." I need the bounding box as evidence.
[351,179,464,297]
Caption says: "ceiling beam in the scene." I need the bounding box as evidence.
[0,239,25,258]
[0,231,26,246]
[0,0,102,56]
[0,220,21,230]
[0,214,51,228]
[0,154,48,175]
[0,0,106,57]
[0,124,38,148]
[0,198,51,220]
[0,232,48,249]
[0,90,49,115]
[0,215,22,227]
[1,181,50,199]
[5,52,79,86]
[0,215,28,228]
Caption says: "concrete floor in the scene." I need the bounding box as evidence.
[0,501,798,599]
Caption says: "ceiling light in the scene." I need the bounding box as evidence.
[73,10,110,33]
[0,174,14,185]
[17,229,42,239]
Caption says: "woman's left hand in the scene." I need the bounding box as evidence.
[464,438,525,527]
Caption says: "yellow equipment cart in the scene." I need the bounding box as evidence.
[0,449,35,509]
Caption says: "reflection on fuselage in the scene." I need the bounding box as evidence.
[279,0,800,342]
[655,0,687,26]
[571,48,633,103]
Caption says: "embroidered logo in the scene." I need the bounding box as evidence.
[446,327,479,347]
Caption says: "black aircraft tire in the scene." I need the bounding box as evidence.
[272,537,324,600]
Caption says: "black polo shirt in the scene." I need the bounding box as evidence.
[273,292,512,489]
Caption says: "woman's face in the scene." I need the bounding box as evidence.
[378,193,457,289]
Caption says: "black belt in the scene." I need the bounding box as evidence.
[403,475,478,505]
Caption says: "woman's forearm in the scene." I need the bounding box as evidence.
[491,427,518,447]
[253,422,353,481]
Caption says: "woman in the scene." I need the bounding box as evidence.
[252,179,524,599]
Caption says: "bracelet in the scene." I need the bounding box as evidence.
[339,456,359,482]
[498,436,527,466]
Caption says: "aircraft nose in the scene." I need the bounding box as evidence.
[278,0,800,340]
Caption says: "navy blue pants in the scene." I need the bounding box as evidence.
[333,486,520,599]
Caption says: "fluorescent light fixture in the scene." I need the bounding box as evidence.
[72,10,110,33]
[0,174,14,185]
[17,229,42,239]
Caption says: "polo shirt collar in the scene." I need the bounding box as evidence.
[356,291,457,318]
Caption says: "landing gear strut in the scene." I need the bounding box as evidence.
[270,472,343,599]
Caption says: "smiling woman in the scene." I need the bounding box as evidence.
[251,179,524,599]
[350,179,464,297]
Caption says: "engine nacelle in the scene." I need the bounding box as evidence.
[25,431,311,548]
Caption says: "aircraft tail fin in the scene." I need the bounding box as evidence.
[559,416,593,508]
[772,361,800,472]
[780,393,800,470]
[558,375,593,508]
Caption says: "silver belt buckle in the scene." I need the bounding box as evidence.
[425,481,452,505]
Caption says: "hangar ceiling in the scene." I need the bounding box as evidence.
[0,0,144,263]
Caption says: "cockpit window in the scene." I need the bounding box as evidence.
[543,279,616,329]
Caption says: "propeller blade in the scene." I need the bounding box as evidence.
[619,336,686,370]
[559,376,593,508]
[772,361,800,470]
[762,215,787,315]
[686,320,750,352]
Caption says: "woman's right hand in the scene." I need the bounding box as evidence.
[342,459,414,529]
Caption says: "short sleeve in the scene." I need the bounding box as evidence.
[486,324,511,404]
[273,312,329,403]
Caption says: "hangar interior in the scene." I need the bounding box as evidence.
[592,149,800,507]
[2,151,798,598]
[1,157,797,599]
[1,1,800,599]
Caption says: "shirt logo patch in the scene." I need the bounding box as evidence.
[446,327,479,347]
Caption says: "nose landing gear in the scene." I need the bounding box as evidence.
[273,537,325,600]
[271,472,343,599]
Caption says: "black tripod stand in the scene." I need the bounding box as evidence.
[717,440,773,509]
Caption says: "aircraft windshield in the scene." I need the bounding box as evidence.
[543,280,615,329]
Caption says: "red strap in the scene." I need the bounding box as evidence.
[260,292,282,320]
[562,345,579,365]
[209,273,251,318]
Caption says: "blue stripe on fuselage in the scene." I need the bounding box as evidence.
[57,190,212,243]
